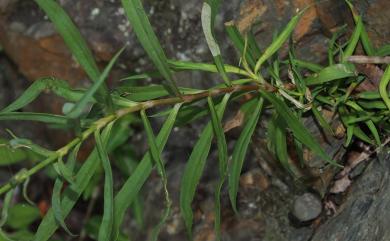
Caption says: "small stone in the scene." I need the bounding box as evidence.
[292,193,322,222]
[239,169,270,191]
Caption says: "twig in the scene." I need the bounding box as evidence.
[347,55,390,64]
[0,84,270,196]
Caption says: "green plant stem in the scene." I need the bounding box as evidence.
[0,84,270,196]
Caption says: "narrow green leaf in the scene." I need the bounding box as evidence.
[9,138,54,157]
[259,90,339,167]
[0,78,83,113]
[254,9,306,73]
[116,85,201,102]
[247,30,262,60]
[67,48,125,119]
[357,100,388,110]
[33,123,121,241]
[345,0,375,56]
[0,189,14,227]
[169,60,248,76]
[288,59,323,72]
[34,0,111,107]
[346,101,381,145]
[94,123,115,241]
[112,104,181,240]
[51,179,76,236]
[379,65,390,111]
[376,44,390,56]
[328,25,347,65]
[225,23,257,68]
[305,63,357,86]
[207,95,230,240]
[207,96,229,177]
[311,105,335,136]
[22,178,35,206]
[120,0,180,96]
[140,109,171,241]
[120,60,250,82]
[0,139,27,166]
[201,1,231,85]
[180,94,230,237]
[51,144,80,236]
[274,118,293,174]
[228,97,264,212]
[342,15,363,61]
[53,158,74,185]
[5,204,40,230]
[339,106,374,146]
[0,112,69,125]
[353,126,375,145]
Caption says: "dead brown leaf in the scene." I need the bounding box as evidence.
[224,110,245,132]
[330,175,351,194]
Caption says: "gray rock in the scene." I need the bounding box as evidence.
[292,193,322,222]
[311,148,390,241]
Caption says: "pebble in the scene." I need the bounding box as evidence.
[292,193,322,222]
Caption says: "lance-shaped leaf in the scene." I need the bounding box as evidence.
[339,106,374,146]
[201,0,231,85]
[288,59,323,73]
[328,25,347,65]
[273,117,295,174]
[116,85,201,102]
[346,101,381,145]
[67,48,125,119]
[346,0,375,56]
[120,60,249,82]
[51,144,80,236]
[120,0,180,96]
[305,63,357,86]
[0,189,14,228]
[94,123,115,241]
[180,94,230,237]
[259,90,340,167]
[311,105,335,136]
[228,97,264,212]
[111,104,181,240]
[34,0,112,107]
[33,122,123,241]
[0,112,69,126]
[52,158,75,185]
[342,14,363,62]
[225,23,259,68]
[168,60,248,76]
[140,110,171,241]
[9,138,54,158]
[379,65,390,111]
[0,139,27,166]
[254,8,306,73]
[207,95,230,240]
[0,78,83,113]
[376,44,390,57]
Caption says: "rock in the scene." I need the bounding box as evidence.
[292,193,322,222]
[311,149,390,241]
[356,0,390,48]
[240,168,270,192]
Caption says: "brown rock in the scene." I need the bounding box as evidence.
[240,168,270,191]
[0,22,85,85]
[293,0,317,41]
